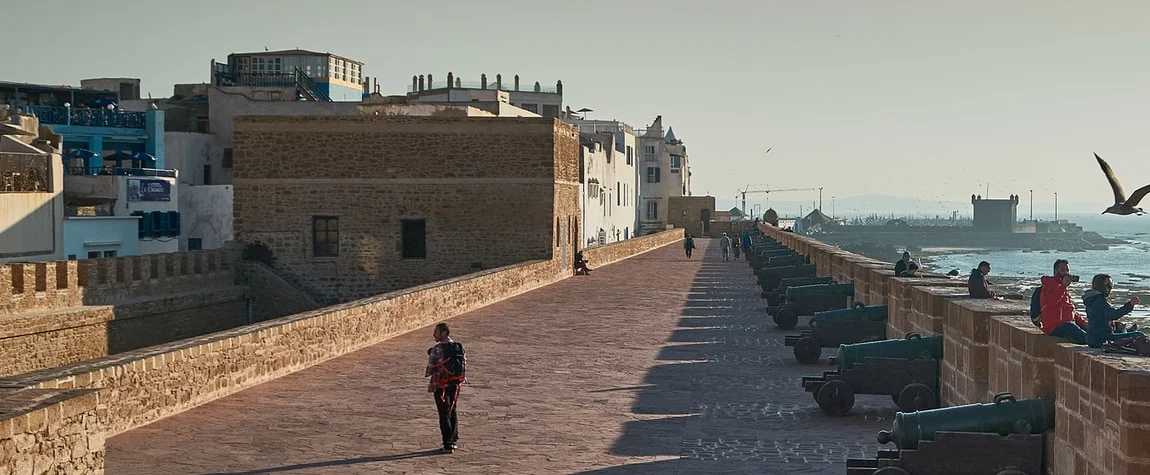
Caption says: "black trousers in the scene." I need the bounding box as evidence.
[434,384,459,446]
[685,248,693,258]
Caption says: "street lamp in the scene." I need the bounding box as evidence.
[832,196,836,219]
[1054,192,1059,221]
[818,187,823,211]
[1029,189,1033,221]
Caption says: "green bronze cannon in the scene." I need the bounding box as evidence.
[802,333,942,416]
[766,254,809,268]
[750,248,798,270]
[761,276,833,303]
[758,264,818,292]
[785,303,888,364]
[878,393,1055,450]
[845,393,1053,475]
[772,282,855,330]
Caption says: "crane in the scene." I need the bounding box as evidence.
[736,186,818,217]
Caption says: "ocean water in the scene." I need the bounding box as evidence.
[923,213,1150,287]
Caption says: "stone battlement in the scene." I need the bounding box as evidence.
[0,250,235,315]
[761,224,1150,475]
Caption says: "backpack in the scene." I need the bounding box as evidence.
[437,341,467,384]
[1029,286,1043,328]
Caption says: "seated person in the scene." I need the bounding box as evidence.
[967,261,997,299]
[894,252,919,277]
[574,251,592,275]
[1083,273,1144,348]
[1039,259,1088,344]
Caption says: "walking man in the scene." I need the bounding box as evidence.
[741,231,752,261]
[719,232,732,261]
[684,233,696,259]
[426,322,466,453]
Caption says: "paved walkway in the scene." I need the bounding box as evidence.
[106,240,891,475]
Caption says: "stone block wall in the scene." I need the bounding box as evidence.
[759,223,1150,475]
[232,115,580,305]
[581,228,684,269]
[0,388,104,475]
[0,250,234,314]
[237,261,320,321]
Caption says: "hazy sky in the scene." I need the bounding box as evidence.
[9,1,1150,214]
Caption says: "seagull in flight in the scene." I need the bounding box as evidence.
[1095,152,1150,216]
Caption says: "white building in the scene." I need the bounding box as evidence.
[569,119,638,246]
[637,115,691,234]
[406,72,564,118]
[0,114,65,264]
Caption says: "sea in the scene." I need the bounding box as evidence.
[922,213,1150,287]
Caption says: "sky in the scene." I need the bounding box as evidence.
[8,0,1150,216]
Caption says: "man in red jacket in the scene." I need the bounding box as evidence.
[1040,259,1088,344]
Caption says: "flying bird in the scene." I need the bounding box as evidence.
[1095,152,1150,216]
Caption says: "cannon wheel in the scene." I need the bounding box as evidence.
[816,380,855,416]
[896,383,937,413]
[854,302,866,309]
[793,336,822,364]
[874,467,910,475]
[776,306,799,330]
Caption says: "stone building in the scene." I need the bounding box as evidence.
[668,196,716,238]
[637,115,691,234]
[232,115,581,304]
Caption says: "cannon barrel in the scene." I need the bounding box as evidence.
[877,393,1055,450]
[830,333,942,370]
[783,283,855,302]
[778,276,833,289]
[766,254,809,268]
[810,304,887,328]
[758,264,818,289]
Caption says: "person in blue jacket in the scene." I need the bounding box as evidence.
[1082,273,1143,348]
[741,231,752,260]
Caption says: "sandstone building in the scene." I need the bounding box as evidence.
[232,115,581,304]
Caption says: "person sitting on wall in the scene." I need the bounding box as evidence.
[894,252,919,277]
[967,261,998,299]
[574,251,592,275]
[1039,259,1089,344]
[1083,273,1144,348]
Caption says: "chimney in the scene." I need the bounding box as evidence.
[447,72,454,89]
[514,75,520,91]
[481,74,487,89]
[496,74,502,90]
[534,81,541,92]
[412,75,418,92]
[418,74,425,91]
[428,74,434,89]
[556,80,563,95]
[455,77,461,88]
[362,76,369,95]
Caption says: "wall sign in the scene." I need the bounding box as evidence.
[127,179,171,202]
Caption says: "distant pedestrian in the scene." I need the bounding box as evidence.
[967,261,997,298]
[731,238,741,260]
[426,322,466,453]
[741,231,752,260]
[684,234,696,259]
[719,233,732,261]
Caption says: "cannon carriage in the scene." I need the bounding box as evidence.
[761,276,833,302]
[784,304,888,363]
[770,282,855,330]
[845,393,1054,475]
[802,333,942,416]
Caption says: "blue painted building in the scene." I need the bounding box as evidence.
[211,49,366,102]
[0,81,166,174]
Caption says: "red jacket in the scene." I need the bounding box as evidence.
[1039,275,1087,334]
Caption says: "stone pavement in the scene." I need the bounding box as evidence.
[106,240,892,475]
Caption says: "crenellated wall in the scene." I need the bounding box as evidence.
[761,224,1150,475]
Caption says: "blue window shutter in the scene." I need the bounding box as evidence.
[151,211,164,236]
[132,211,147,238]
[168,211,181,236]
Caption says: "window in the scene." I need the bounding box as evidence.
[312,216,339,257]
[520,103,539,114]
[103,250,117,258]
[670,154,683,171]
[644,145,657,161]
[646,201,658,220]
[647,167,661,183]
[87,251,100,259]
[222,149,234,169]
[188,238,203,251]
[626,146,633,165]
[542,104,559,118]
[617,182,621,206]
[401,219,427,259]
[203,165,212,185]
[67,255,76,260]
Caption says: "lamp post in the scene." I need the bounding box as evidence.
[832,196,836,219]
[818,187,823,211]
[1029,189,1033,221]
[1054,192,1059,221]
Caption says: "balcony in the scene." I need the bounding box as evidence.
[30,105,146,129]
[65,167,177,178]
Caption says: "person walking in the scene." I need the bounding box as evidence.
[719,233,732,261]
[741,231,752,261]
[684,234,696,259]
[426,322,467,453]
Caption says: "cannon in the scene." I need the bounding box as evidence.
[802,333,942,416]
[845,393,1053,475]
[758,264,818,293]
[772,282,855,330]
[784,303,888,363]
[750,248,799,270]
[761,276,833,303]
[766,254,809,268]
